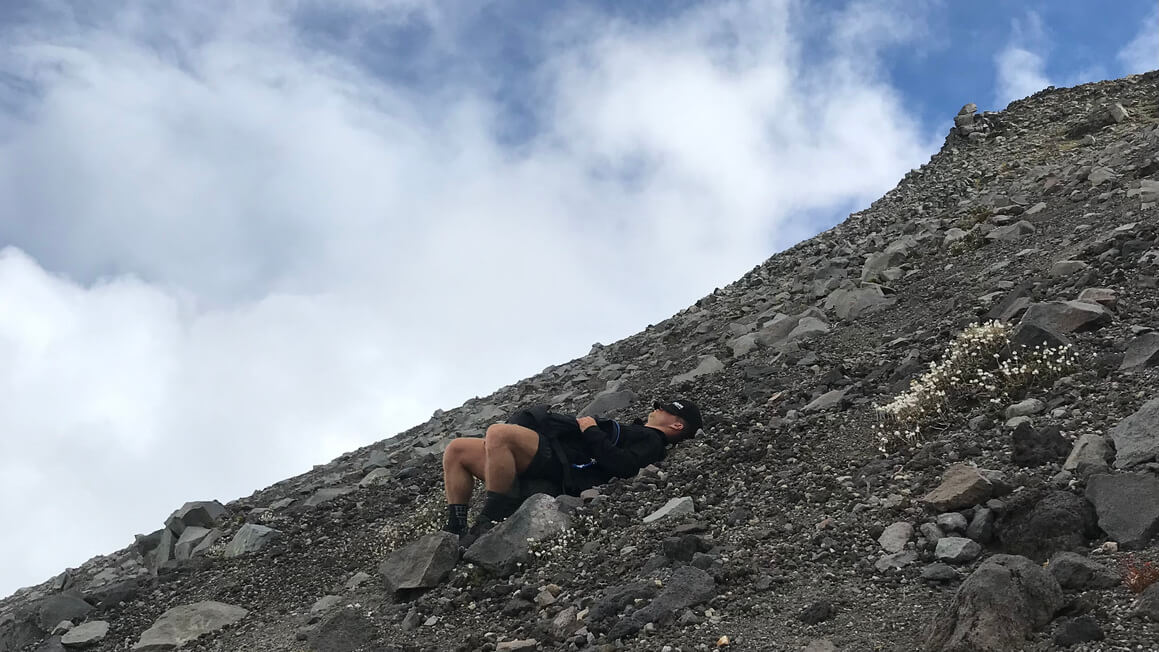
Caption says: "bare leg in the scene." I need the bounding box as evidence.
[442,438,486,504]
[482,423,541,495]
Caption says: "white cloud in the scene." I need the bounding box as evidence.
[0,0,939,596]
[994,11,1053,107]
[1118,7,1158,75]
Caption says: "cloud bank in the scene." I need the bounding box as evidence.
[0,0,940,596]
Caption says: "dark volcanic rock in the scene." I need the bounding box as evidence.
[994,490,1097,562]
[1011,422,1070,467]
[923,555,1063,651]
[605,566,715,640]
[463,494,570,576]
[1053,615,1104,646]
[307,608,379,652]
[1047,552,1119,591]
[1108,398,1159,469]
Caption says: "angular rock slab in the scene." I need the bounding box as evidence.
[60,620,108,647]
[1020,301,1111,334]
[1085,473,1159,549]
[1109,398,1159,469]
[464,494,571,576]
[670,355,724,385]
[606,566,716,640]
[878,522,913,553]
[35,594,92,631]
[923,555,1063,651]
[378,532,458,593]
[133,601,247,651]
[643,496,695,523]
[1120,332,1159,370]
[224,523,281,558]
[173,526,212,561]
[307,607,378,652]
[922,464,1004,512]
[164,501,226,535]
[1063,434,1110,477]
[823,284,894,321]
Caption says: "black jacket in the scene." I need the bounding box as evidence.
[507,405,668,494]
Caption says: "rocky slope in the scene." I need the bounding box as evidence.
[4,71,1159,652]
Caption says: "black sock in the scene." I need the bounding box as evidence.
[444,504,469,534]
[479,491,520,522]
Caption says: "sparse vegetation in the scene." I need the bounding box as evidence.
[1123,555,1159,594]
[874,320,1079,451]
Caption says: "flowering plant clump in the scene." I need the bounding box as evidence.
[874,320,1078,451]
[1122,555,1159,593]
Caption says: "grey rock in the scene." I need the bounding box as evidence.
[36,594,92,631]
[802,388,848,413]
[1076,287,1116,309]
[728,333,759,358]
[1054,616,1104,646]
[1108,103,1129,123]
[1020,300,1112,334]
[164,501,226,535]
[1109,398,1159,468]
[935,537,982,564]
[875,550,918,572]
[343,571,371,591]
[358,467,392,487]
[1120,332,1159,369]
[1064,434,1111,477]
[1047,552,1119,590]
[224,523,282,558]
[465,494,571,575]
[942,228,968,247]
[304,486,355,508]
[787,315,830,341]
[311,595,342,614]
[133,601,247,651]
[919,522,946,545]
[966,508,995,544]
[173,526,212,561]
[861,248,907,283]
[1005,399,1044,419]
[984,220,1034,241]
[1085,473,1159,549]
[378,532,458,593]
[922,563,959,582]
[361,448,390,471]
[670,355,724,385]
[190,529,222,557]
[643,496,695,523]
[1049,260,1088,277]
[823,284,894,320]
[1135,583,1159,622]
[937,513,968,533]
[307,607,377,652]
[878,522,913,553]
[1088,166,1115,186]
[60,620,108,647]
[924,555,1063,651]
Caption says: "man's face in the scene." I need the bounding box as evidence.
[647,407,686,434]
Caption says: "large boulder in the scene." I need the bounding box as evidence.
[1063,434,1111,477]
[823,284,894,321]
[60,620,109,647]
[224,523,281,558]
[133,601,247,650]
[1020,301,1112,334]
[1109,398,1159,469]
[1085,473,1159,549]
[464,494,571,576]
[377,532,459,594]
[923,555,1063,651]
[994,490,1097,562]
[173,526,212,561]
[36,594,92,631]
[164,501,226,535]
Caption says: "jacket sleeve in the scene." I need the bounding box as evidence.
[580,426,658,478]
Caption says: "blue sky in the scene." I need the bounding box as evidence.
[0,0,1154,598]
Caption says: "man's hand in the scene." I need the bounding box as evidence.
[576,416,597,431]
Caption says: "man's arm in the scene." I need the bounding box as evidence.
[576,417,651,478]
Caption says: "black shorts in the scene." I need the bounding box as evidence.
[521,433,562,482]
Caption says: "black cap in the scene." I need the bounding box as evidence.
[653,399,703,435]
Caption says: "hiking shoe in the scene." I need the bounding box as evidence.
[443,521,468,538]
[457,519,495,550]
